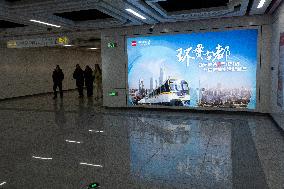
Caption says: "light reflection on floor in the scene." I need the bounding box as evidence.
[0,92,283,189]
[130,117,233,188]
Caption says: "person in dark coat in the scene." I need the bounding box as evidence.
[84,65,94,97]
[73,64,84,97]
[52,65,64,99]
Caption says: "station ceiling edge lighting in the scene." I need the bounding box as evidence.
[125,9,146,20]
[257,0,266,8]
[30,19,61,28]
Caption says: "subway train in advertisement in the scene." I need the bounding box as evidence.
[138,79,190,106]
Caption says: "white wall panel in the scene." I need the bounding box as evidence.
[0,48,101,99]
[271,2,284,129]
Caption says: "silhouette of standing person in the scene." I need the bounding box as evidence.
[52,65,64,99]
[73,64,84,98]
[84,65,94,97]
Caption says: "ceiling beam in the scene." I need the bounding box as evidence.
[267,0,283,14]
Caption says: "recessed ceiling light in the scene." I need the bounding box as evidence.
[89,130,104,133]
[65,139,82,144]
[80,162,103,167]
[257,0,266,8]
[30,19,61,28]
[88,47,99,50]
[32,156,53,160]
[125,9,146,20]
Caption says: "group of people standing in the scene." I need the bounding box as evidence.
[52,64,102,99]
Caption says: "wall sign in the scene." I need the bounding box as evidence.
[107,42,117,48]
[108,91,118,96]
[7,36,69,48]
[88,182,100,188]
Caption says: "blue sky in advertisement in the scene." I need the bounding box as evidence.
[127,29,258,109]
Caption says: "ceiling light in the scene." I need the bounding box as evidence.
[80,162,103,167]
[257,0,266,8]
[30,19,61,28]
[89,130,104,133]
[0,182,7,186]
[65,140,82,144]
[88,47,99,50]
[32,156,53,160]
[125,9,146,20]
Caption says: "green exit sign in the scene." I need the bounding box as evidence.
[108,91,118,96]
[107,42,117,48]
[88,182,100,188]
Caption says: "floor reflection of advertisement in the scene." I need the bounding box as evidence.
[277,33,284,108]
[127,29,258,109]
[129,117,232,186]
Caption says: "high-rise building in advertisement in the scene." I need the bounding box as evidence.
[139,78,144,93]
[159,67,164,85]
[150,77,153,92]
[155,79,158,89]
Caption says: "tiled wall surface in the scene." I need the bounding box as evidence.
[271,2,284,129]
[101,15,272,113]
[0,48,101,99]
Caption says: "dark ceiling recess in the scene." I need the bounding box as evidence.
[266,0,280,14]
[246,0,254,15]
[5,0,21,2]
[54,9,113,21]
[157,0,230,12]
[6,0,49,2]
[0,20,26,28]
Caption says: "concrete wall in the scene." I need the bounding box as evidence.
[101,15,272,113]
[0,48,101,99]
[271,2,284,129]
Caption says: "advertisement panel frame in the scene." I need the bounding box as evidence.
[125,26,261,112]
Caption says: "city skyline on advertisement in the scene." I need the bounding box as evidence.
[127,29,258,109]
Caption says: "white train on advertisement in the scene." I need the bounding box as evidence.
[138,79,190,106]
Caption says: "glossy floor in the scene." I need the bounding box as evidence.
[0,92,283,189]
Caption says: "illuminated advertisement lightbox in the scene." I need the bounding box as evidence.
[127,29,258,109]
